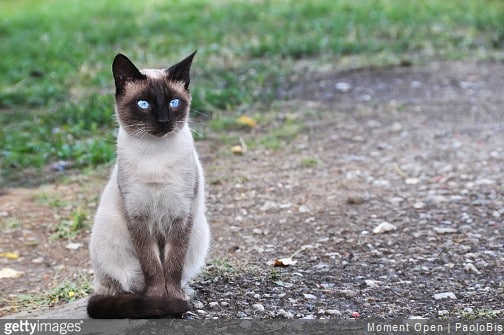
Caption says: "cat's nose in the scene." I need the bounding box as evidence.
[157,111,170,123]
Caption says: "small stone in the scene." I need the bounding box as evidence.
[335,82,352,93]
[390,122,403,132]
[252,228,263,235]
[303,293,317,300]
[209,301,219,309]
[433,292,457,300]
[433,227,458,234]
[364,280,379,288]
[438,310,449,317]
[413,202,426,209]
[196,310,207,315]
[326,309,342,316]
[0,211,9,218]
[220,302,229,307]
[389,197,404,205]
[0,268,24,279]
[236,311,248,318]
[372,179,390,188]
[347,196,366,205]
[260,201,277,211]
[373,221,397,234]
[464,263,480,274]
[338,289,358,298]
[193,301,204,309]
[298,205,310,213]
[425,195,448,204]
[252,303,265,312]
[405,178,420,185]
[66,242,83,250]
[32,257,44,264]
[277,309,293,319]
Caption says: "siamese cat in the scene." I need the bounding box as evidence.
[87,51,210,318]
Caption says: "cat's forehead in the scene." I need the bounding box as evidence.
[140,69,165,80]
[143,69,187,94]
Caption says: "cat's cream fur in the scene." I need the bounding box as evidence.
[87,53,210,319]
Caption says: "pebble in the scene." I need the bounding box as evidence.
[413,202,426,209]
[390,122,403,132]
[209,301,219,309]
[373,221,397,234]
[335,82,352,93]
[433,227,458,234]
[405,178,420,185]
[347,196,366,205]
[196,310,207,315]
[338,289,358,298]
[326,309,342,316]
[303,293,317,300]
[364,279,379,288]
[298,205,310,213]
[0,267,24,279]
[433,292,457,300]
[389,197,404,205]
[372,179,391,188]
[193,301,204,309]
[463,263,480,274]
[277,309,294,319]
[65,242,83,250]
[32,257,44,264]
[260,201,277,211]
[252,303,265,312]
[236,311,248,318]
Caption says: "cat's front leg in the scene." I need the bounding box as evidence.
[163,217,193,300]
[126,217,166,297]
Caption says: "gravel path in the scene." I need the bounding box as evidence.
[1,61,502,320]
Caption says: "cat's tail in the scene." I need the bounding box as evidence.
[87,293,190,319]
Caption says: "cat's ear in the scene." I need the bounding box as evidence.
[112,54,146,94]
[166,50,197,90]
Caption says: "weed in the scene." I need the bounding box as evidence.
[259,118,303,150]
[300,157,322,168]
[456,308,500,320]
[204,257,237,280]
[268,268,285,281]
[51,206,88,240]
[0,273,91,314]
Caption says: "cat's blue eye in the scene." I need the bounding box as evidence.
[137,100,150,109]
[169,99,180,109]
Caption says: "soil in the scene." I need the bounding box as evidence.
[1,60,503,319]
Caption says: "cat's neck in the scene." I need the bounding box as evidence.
[117,124,194,164]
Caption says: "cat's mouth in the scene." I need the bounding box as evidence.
[150,121,181,137]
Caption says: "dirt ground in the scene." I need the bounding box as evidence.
[1,60,503,319]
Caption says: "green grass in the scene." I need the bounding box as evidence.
[1,273,91,314]
[1,0,503,184]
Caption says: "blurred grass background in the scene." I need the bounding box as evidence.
[1,0,503,185]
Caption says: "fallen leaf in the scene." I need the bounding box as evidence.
[237,115,257,128]
[0,267,24,279]
[231,145,244,155]
[0,252,20,260]
[273,257,297,267]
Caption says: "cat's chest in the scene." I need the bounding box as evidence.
[119,154,197,224]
